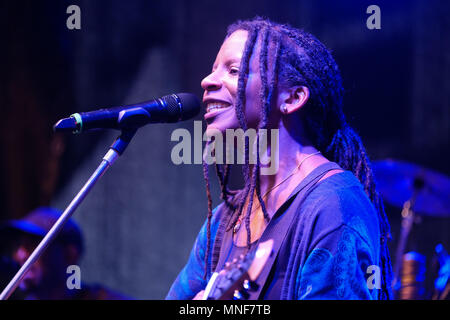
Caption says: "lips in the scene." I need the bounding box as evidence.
[203,100,232,119]
[205,101,231,113]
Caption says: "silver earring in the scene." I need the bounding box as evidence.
[281,105,288,114]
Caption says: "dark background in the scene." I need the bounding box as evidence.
[0,0,448,299]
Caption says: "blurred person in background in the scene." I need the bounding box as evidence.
[0,207,130,300]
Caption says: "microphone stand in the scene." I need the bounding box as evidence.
[0,129,136,300]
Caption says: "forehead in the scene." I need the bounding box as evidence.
[214,30,248,66]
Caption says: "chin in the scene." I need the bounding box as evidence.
[205,119,238,136]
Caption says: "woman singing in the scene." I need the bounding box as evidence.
[166,17,393,300]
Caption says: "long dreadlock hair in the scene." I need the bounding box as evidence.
[201,17,393,299]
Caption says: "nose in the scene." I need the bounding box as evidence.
[201,71,222,91]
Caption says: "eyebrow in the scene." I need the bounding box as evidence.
[212,57,241,71]
[226,57,241,65]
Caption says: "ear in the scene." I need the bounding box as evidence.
[279,86,309,115]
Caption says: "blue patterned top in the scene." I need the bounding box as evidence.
[166,163,392,300]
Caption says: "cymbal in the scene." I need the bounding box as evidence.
[372,159,450,217]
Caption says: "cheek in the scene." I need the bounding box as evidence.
[244,75,263,126]
[222,77,238,101]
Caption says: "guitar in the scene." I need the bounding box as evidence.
[202,239,273,300]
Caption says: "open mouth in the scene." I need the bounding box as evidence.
[204,101,233,120]
[205,102,231,114]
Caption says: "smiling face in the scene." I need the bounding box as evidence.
[201,30,263,135]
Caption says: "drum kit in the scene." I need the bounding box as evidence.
[372,159,450,300]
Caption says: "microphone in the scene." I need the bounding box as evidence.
[53,93,200,133]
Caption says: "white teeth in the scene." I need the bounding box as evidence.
[206,102,230,113]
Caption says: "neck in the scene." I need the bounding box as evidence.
[248,124,328,205]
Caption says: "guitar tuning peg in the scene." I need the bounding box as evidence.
[233,289,250,300]
[243,279,259,291]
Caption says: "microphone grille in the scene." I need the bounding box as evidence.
[162,93,200,122]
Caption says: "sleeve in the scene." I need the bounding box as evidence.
[296,225,380,300]
[165,206,222,300]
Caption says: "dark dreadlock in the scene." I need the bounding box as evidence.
[201,17,393,299]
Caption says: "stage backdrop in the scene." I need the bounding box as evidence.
[0,0,448,298]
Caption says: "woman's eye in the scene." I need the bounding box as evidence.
[229,67,239,75]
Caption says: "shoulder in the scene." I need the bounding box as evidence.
[195,200,236,251]
[209,192,243,230]
[303,171,378,224]
[298,171,380,251]
[208,201,234,231]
